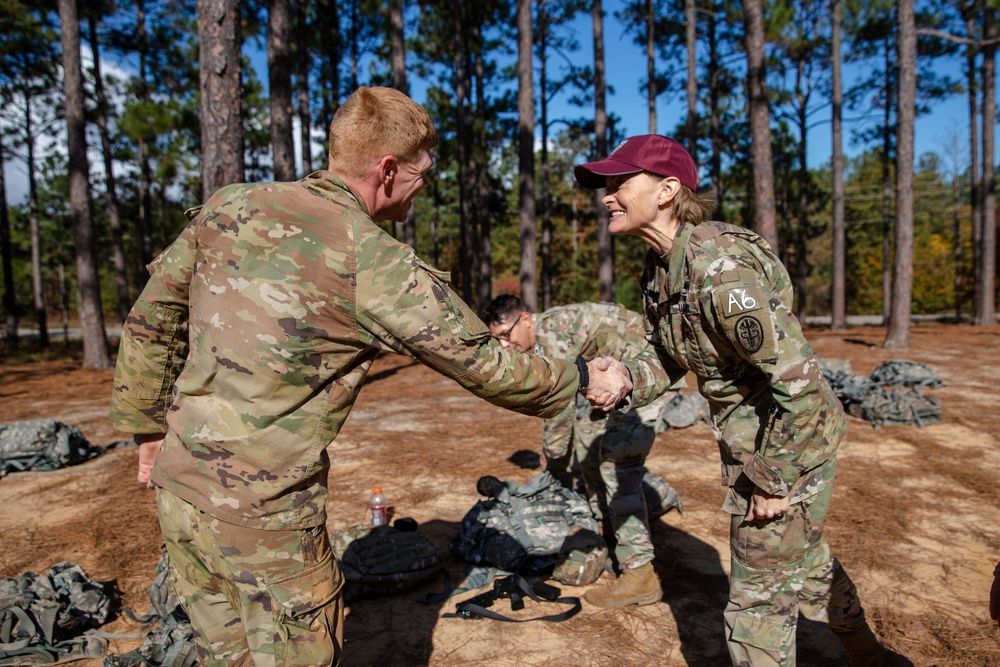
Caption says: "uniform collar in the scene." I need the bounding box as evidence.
[304,170,371,217]
[663,222,695,297]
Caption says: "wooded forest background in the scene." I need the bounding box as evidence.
[1,0,998,369]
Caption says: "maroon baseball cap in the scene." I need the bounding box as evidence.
[574,134,698,190]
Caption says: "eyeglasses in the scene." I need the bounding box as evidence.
[495,315,522,342]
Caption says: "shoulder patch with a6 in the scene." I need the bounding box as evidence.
[713,283,777,363]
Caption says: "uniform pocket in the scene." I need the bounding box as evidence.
[265,554,344,666]
[731,609,786,651]
[266,553,342,620]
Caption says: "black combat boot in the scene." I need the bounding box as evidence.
[835,624,914,667]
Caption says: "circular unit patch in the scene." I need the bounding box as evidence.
[735,315,764,353]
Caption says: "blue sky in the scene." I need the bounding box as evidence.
[558,9,984,175]
[3,6,990,205]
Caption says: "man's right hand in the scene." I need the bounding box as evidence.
[136,434,166,489]
[584,356,632,411]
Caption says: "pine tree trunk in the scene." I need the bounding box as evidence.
[647,0,657,134]
[884,0,915,349]
[473,42,491,311]
[136,0,153,267]
[198,0,244,199]
[390,0,406,92]
[295,0,311,177]
[708,7,723,220]
[975,7,996,324]
[452,0,472,303]
[965,9,982,322]
[685,0,697,156]
[593,0,613,302]
[830,0,846,330]
[88,19,130,323]
[269,0,295,181]
[0,140,17,353]
[518,0,537,311]
[742,0,778,251]
[539,11,552,311]
[59,0,111,368]
[320,0,342,132]
[390,0,417,249]
[24,91,49,347]
[795,62,809,322]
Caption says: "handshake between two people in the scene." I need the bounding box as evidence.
[582,356,633,412]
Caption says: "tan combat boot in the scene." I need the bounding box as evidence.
[583,563,662,608]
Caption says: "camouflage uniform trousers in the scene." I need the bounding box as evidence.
[573,405,659,571]
[724,457,865,666]
[156,489,345,667]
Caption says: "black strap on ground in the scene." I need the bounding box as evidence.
[443,574,582,623]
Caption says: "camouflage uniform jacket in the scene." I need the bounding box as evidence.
[109,171,579,531]
[532,302,664,458]
[623,221,847,514]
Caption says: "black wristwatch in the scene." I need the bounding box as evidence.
[575,356,589,392]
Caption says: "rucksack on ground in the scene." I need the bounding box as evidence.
[0,562,111,665]
[821,358,944,428]
[102,553,198,667]
[0,419,131,477]
[451,471,608,587]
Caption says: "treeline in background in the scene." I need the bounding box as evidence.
[0,0,997,368]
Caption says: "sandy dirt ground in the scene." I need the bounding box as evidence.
[1,321,998,666]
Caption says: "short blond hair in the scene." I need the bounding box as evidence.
[327,87,438,179]
[670,182,715,226]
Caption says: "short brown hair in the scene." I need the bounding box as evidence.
[327,86,438,179]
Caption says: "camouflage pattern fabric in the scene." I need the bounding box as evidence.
[822,361,943,428]
[624,220,848,511]
[531,302,683,571]
[859,387,942,428]
[642,470,683,519]
[573,406,659,570]
[552,526,609,587]
[103,553,198,667]
[658,391,710,430]
[156,488,344,667]
[870,359,944,388]
[724,458,868,666]
[109,170,578,533]
[0,562,111,665]
[331,524,443,601]
[622,220,858,664]
[451,471,605,586]
[0,419,104,477]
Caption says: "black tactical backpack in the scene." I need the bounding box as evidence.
[331,524,445,601]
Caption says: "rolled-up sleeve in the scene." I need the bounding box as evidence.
[354,237,578,419]
[109,220,196,434]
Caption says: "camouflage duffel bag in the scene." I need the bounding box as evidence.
[332,524,444,601]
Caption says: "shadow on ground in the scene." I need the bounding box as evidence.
[651,519,849,666]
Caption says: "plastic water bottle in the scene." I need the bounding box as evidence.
[370,486,387,526]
